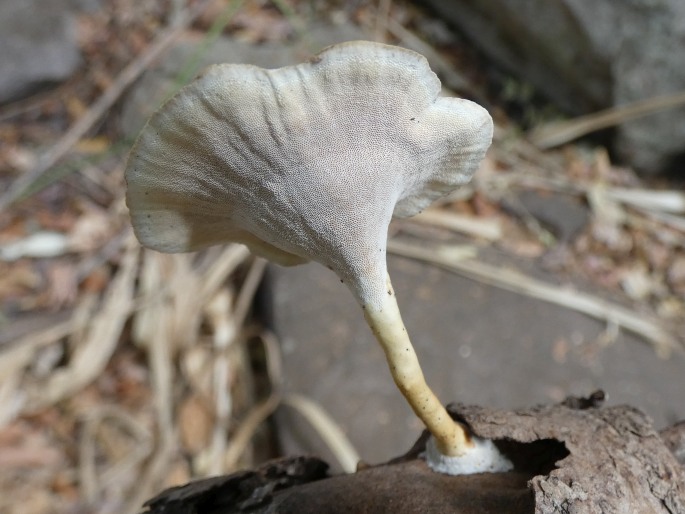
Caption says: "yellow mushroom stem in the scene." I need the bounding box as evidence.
[363,273,473,457]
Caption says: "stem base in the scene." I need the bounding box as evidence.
[425,436,513,475]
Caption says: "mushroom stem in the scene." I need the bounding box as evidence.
[363,273,473,457]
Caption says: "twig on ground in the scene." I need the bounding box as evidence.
[224,394,282,470]
[529,90,685,149]
[233,258,268,329]
[604,188,685,214]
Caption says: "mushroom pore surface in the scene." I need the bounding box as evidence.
[126,40,493,309]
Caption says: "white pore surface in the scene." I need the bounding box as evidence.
[424,435,514,475]
[126,41,493,309]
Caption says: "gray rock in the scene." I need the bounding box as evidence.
[269,254,685,470]
[0,0,89,104]
[425,0,685,174]
[65,0,102,11]
[515,190,589,243]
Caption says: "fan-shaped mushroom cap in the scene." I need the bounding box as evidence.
[126,41,492,309]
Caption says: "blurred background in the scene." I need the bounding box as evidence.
[0,1,683,513]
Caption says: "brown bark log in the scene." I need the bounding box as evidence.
[449,400,685,513]
[142,396,685,514]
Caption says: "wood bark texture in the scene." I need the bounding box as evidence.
[142,396,685,514]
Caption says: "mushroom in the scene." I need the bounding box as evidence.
[126,41,511,474]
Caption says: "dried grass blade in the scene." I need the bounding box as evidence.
[605,188,685,214]
[0,320,74,379]
[0,371,23,427]
[206,289,236,476]
[412,209,502,241]
[281,394,361,474]
[79,405,153,504]
[24,235,140,411]
[223,393,281,471]
[198,244,252,304]
[388,239,681,357]
[130,250,167,348]
[0,0,218,212]
[640,210,685,233]
[223,330,283,470]
[529,90,685,149]
[119,433,174,514]
[120,281,177,514]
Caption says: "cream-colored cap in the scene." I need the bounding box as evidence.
[126,41,492,308]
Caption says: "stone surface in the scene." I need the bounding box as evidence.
[0,0,88,104]
[424,0,685,174]
[514,190,589,243]
[269,252,685,470]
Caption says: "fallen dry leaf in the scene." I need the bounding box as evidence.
[46,260,78,308]
[178,394,213,454]
[67,205,113,252]
[0,427,63,468]
[620,263,654,301]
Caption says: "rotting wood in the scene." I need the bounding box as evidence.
[140,394,685,514]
